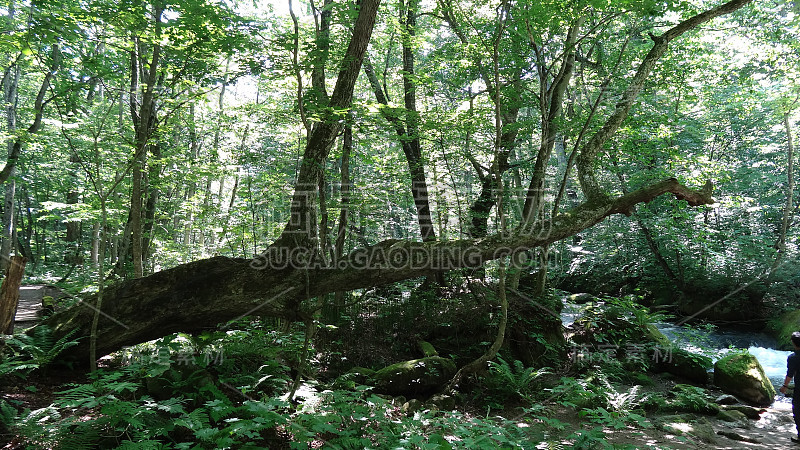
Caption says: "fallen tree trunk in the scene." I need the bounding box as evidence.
[39,178,712,362]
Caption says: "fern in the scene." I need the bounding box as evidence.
[1,325,80,376]
[485,357,551,401]
[0,400,19,433]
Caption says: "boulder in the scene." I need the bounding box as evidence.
[417,340,438,357]
[714,352,776,406]
[656,347,713,385]
[373,356,457,396]
[646,327,712,384]
[688,417,717,444]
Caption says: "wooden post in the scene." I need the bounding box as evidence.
[0,256,27,334]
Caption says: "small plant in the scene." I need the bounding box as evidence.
[668,384,718,414]
[483,357,551,403]
[0,325,80,377]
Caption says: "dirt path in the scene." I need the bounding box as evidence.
[13,285,65,329]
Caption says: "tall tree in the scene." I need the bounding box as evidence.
[34,0,756,363]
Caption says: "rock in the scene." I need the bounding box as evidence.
[401,398,423,413]
[717,409,748,424]
[657,347,713,385]
[714,394,739,405]
[716,430,761,444]
[566,293,597,304]
[688,418,717,444]
[428,393,456,411]
[373,356,457,396]
[722,405,763,420]
[658,415,717,443]
[714,352,776,406]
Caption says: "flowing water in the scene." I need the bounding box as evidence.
[561,299,795,406]
[655,323,794,406]
[562,299,799,442]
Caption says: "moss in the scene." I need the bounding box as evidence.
[714,352,776,406]
[417,340,438,357]
[645,324,671,347]
[766,309,800,351]
[373,356,457,396]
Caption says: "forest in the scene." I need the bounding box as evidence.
[1,0,800,447]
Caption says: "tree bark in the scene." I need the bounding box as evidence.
[130,9,163,278]
[276,0,380,251]
[0,256,26,334]
[769,112,796,277]
[0,179,15,273]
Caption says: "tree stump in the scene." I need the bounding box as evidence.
[0,256,28,334]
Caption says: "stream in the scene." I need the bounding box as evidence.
[561,300,794,406]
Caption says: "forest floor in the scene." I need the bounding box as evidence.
[517,373,800,449]
[540,400,799,449]
[4,370,797,449]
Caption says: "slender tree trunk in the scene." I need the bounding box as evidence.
[400,0,436,243]
[141,144,161,269]
[129,10,163,278]
[65,152,82,267]
[333,125,352,313]
[0,179,16,273]
[770,112,796,276]
[91,223,100,267]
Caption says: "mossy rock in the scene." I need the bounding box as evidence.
[417,340,438,357]
[722,405,762,420]
[373,356,457,396]
[688,418,717,444]
[765,309,800,351]
[717,409,748,424]
[657,347,713,385]
[714,352,776,406]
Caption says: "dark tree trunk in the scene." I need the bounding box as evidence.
[40,178,713,362]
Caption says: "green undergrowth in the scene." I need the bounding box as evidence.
[0,323,591,449]
[0,296,707,449]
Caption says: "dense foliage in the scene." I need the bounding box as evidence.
[1,0,799,447]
